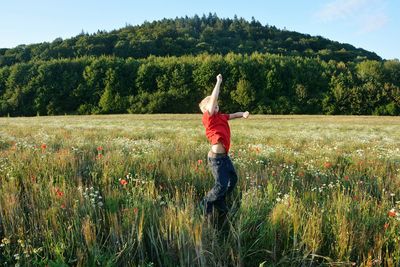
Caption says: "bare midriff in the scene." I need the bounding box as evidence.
[211,143,226,153]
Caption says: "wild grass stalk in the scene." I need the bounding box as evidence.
[0,114,399,266]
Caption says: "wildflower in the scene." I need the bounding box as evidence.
[384,223,389,230]
[197,159,203,165]
[97,146,103,151]
[1,237,10,245]
[344,175,349,181]
[388,209,397,217]
[133,207,139,214]
[61,203,66,209]
[55,188,64,198]
[41,143,47,150]
[17,239,24,247]
[120,179,128,186]
[33,247,43,254]
[96,154,103,160]
[323,162,332,169]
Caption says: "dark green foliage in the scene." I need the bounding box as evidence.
[0,15,381,67]
[0,54,399,116]
[0,15,399,116]
[0,63,38,116]
[33,59,87,115]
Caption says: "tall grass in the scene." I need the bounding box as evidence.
[0,114,399,266]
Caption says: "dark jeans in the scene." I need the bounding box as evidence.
[204,154,238,215]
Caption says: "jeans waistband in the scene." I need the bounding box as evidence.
[208,150,228,158]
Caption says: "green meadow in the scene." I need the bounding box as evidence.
[0,114,399,266]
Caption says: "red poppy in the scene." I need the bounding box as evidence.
[61,203,66,209]
[384,223,389,229]
[133,207,139,214]
[324,162,332,169]
[120,179,128,186]
[97,154,103,159]
[344,175,349,181]
[197,159,203,165]
[388,209,397,217]
[56,188,64,197]
[97,146,103,151]
[41,143,47,150]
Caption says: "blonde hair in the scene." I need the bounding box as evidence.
[199,96,211,113]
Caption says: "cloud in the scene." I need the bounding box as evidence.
[316,0,369,21]
[358,12,388,33]
[315,0,388,33]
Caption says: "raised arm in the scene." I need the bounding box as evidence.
[206,74,223,115]
[229,111,250,120]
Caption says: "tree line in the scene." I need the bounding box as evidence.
[1,53,399,116]
[0,14,381,68]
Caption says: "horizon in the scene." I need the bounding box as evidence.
[0,0,399,60]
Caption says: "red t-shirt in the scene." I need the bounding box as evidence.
[202,112,231,152]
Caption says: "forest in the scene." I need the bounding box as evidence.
[0,14,399,116]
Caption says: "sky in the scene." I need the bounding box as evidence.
[1,0,399,60]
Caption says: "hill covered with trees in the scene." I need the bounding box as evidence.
[0,14,381,67]
[0,14,399,116]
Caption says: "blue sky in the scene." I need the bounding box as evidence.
[1,0,398,59]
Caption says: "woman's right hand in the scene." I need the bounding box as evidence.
[216,74,222,83]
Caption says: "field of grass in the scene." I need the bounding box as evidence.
[0,114,399,266]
